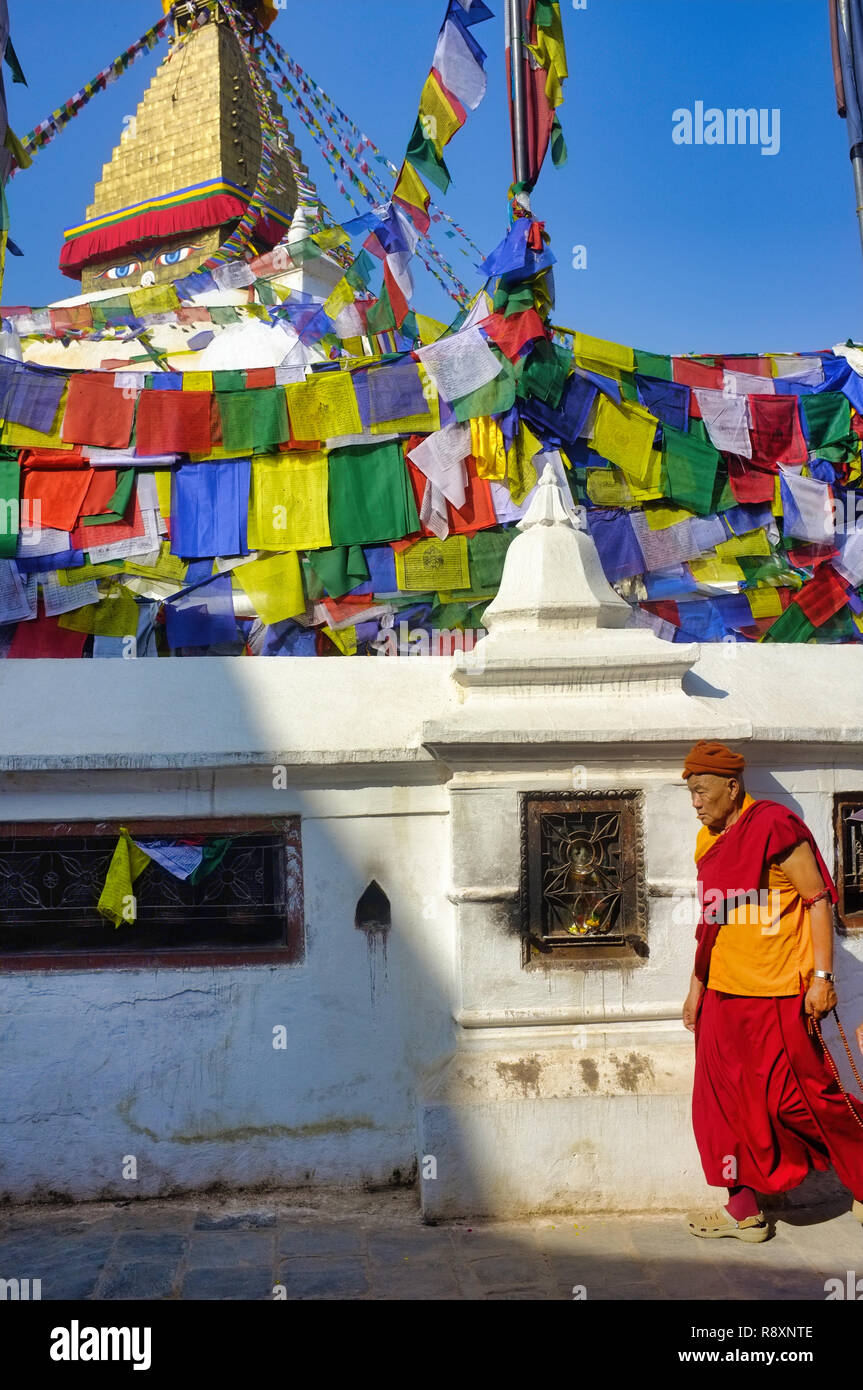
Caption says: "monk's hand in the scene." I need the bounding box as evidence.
[856,1022,863,1057]
[683,985,701,1033]
[804,977,837,1021]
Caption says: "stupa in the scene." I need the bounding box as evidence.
[59,0,306,295]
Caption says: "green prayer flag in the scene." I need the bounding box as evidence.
[217,391,255,454]
[252,387,290,451]
[213,370,246,392]
[406,120,451,194]
[760,604,815,643]
[801,393,852,450]
[328,442,419,546]
[209,306,241,326]
[550,113,568,168]
[306,545,370,598]
[662,425,720,515]
[92,297,132,329]
[619,374,639,403]
[187,838,233,886]
[345,249,374,291]
[517,339,571,407]
[451,360,517,422]
[634,350,673,381]
[467,529,516,589]
[0,452,20,558]
[82,469,135,526]
[366,283,398,336]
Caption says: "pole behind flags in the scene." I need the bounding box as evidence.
[506,0,568,194]
[832,0,863,258]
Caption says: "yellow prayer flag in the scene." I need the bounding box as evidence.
[470,416,507,480]
[418,70,464,151]
[315,371,363,438]
[128,282,180,316]
[586,467,635,508]
[97,828,151,928]
[57,582,140,637]
[393,161,430,219]
[324,276,356,322]
[747,587,783,619]
[574,332,634,379]
[772,474,783,516]
[716,529,772,561]
[57,561,124,586]
[322,624,357,656]
[688,556,746,584]
[181,371,214,393]
[591,395,658,488]
[643,502,695,531]
[247,451,331,551]
[154,470,172,521]
[628,448,664,501]
[395,536,470,592]
[506,421,542,505]
[234,551,306,624]
[284,382,322,441]
[124,541,189,584]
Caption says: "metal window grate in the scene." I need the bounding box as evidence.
[0,818,303,966]
[520,791,647,961]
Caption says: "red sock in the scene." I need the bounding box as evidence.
[725,1185,760,1220]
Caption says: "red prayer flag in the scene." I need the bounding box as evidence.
[135,390,213,455]
[748,395,807,467]
[726,455,777,505]
[8,608,87,658]
[80,469,118,517]
[71,493,146,551]
[18,448,86,469]
[480,309,546,361]
[720,356,772,378]
[245,368,276,390]
[61,373,136,450]
[793,564,849,625]
[447,454,497,536]
[672,359,723,390]
[22,468,94,532]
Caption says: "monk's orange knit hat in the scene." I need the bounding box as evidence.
[682,740,746,780]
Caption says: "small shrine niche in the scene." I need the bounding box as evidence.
[520,791,648,963]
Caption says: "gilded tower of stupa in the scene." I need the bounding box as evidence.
[59,0,307,294]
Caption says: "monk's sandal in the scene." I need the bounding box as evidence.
[687,1207,770,1242]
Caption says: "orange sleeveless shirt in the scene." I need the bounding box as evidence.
[695,795,814,997]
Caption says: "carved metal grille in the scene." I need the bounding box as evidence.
[520,792,647,960]
[0,818,303,965]
[834,795,863,930]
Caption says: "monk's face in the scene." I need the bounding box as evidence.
[687,773,742,831]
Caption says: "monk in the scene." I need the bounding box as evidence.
[681,740,863,1241]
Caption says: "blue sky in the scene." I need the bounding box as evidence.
[2,0,859,354]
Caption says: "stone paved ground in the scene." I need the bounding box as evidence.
[1,1187,862,1300]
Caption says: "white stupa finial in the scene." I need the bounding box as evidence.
[517,460,585,532]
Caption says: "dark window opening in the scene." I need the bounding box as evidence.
[0,818,303,969]
[834,795,863,931]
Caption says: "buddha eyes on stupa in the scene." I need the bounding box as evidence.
[99,262,142,281]
[155,246,199,267]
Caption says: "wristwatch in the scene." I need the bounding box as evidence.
[814,970,836,982]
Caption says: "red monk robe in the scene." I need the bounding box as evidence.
[690,794,863,1200]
